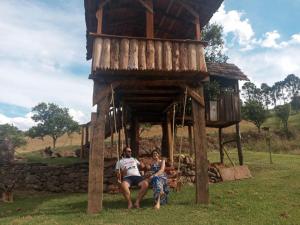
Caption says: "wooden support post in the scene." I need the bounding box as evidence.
[118,129,121,155]
[87,96,110,214]
[85,126,89,145]
[124,125,129,147]
[84,125,90,158]
[130,118,140,158]
[96,8,103,34]
[161,121,169,157]
[80,126,84,159]
[167,111,174,165]
[218,128,224,163]
[236,123,243,165]
[195,16,201,40]
[188,125,193,157]
[192,87,209,204]
[146,0,154,38]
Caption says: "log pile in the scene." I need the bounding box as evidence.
[208,163,222,183]
[104,156,224,193]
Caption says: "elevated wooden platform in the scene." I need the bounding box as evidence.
[90,34,208,80]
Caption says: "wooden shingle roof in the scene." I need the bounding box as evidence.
[207,63,249,80]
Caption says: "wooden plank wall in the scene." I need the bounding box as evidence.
[205,93,241,123]
[92,37,207,72]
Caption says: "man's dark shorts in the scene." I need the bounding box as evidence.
[123,176,145,187]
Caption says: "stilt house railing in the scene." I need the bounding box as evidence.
[91,34,207,74]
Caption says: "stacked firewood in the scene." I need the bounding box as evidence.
[104,156,224,193]
[208,163,222,183]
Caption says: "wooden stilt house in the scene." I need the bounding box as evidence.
[84,0,228,214]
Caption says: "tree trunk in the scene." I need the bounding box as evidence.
[53,137,57,149]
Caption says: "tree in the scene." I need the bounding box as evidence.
[274,104,291,133]
[291,95,300,112]
[241,100,268,133]
[283,74,300,100]
[242,82,263,102]
[27,103,80,149]
[202,23,228,63]
[0,124,26,163]
[260,83,272,109]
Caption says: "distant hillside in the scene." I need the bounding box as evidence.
[17,113,300,154]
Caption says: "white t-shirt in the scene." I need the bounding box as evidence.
[115,157,141,177]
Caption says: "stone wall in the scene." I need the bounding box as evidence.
[0,159,117,193]
[0,156,220,193]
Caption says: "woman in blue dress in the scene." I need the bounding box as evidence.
[148,150,169,209]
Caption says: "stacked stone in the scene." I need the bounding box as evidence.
[0,157,223,194]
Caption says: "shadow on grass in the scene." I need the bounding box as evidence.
[0,192,158,220]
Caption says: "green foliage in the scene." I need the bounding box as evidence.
[260,83,272,109]
[242,82,262,102]
[242,100,268,132]
[0,124,26,148]
[204,80,220,101]
[27,103,80,149]
[202,23,228,63]
[274,104,291,133]
[284,74,300,98]
[291,95,300,112]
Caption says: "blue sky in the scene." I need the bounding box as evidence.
[0,0,299,130]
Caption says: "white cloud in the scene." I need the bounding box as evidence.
[0,0,93,130]
[228,44,300,86]
[291,34,300,43]
[210,4,300,86]
[260,30,281,48]
[69,108,89,124]
[211,4,255,48]
[0,112,35,131]
[0,108,90,131]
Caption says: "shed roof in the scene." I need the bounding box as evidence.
[84,0,223,60]
[207,63,249,81]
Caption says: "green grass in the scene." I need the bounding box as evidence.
[263,112,300,131]
[16,145,87,165]
[1,151,299,225]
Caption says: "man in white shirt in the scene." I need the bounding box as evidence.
[116,147,149,209]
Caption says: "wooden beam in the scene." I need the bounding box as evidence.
[167,111,174,165]
[96,8,103,34]
[163,5,183,38]
[236,123,243,165]
[181,86,205,107]
[80,127,84,159]
[122,96,173,102]
[218,128,224,163]
[93,81,121,106]
[188,125,193,157]
[145,0,154,38]
[156,9,195,25]
[93,83,111,106]
[156,0,175,36]
[87,96,110,214]
[177,0,199,18]
[195,16,201,40]
[99,0,111,10]
[130,117,140,158]
[192,86,209,204]
[137,0,154,13]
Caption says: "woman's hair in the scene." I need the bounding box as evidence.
[151,149,160,156]
[123,146,130,153]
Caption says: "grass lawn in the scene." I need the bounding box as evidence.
[16,145,87,165]
[1,151,299,225]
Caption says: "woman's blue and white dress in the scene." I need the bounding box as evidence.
[150,162,169,205]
